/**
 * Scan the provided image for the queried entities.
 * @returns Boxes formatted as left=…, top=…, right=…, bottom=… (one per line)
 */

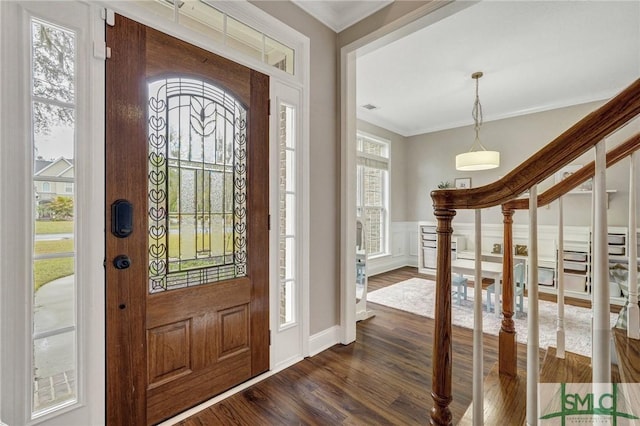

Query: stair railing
left=501, top=132, right=640, bottom=363
left=429, top=78, right=640, bottom=426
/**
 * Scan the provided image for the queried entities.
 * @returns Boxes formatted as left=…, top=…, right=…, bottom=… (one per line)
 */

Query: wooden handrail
left=504, top=132, right=640, bottom=210
left=430, top=78, right=640, bottom=426
left=431, top=78, right=640, bottom=210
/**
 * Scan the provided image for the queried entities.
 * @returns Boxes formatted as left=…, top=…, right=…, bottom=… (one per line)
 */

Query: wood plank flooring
left=178, top=267, right=530, bottom=425
left=612, top=327, right=640, bottom=383
left=539, top=347, right=592, bottom=383
left=458, top=363, right=527, bottom=426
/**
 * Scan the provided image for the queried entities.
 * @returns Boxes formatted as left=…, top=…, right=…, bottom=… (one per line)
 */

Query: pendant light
left=455, top=71, right=500, bottom=171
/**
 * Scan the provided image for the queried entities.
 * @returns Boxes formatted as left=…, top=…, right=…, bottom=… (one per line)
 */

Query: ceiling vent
left=361, top=104, right=379, bottom=110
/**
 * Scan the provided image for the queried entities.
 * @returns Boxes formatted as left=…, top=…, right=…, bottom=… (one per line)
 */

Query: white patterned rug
left=367, top=278, right=618, bottom=357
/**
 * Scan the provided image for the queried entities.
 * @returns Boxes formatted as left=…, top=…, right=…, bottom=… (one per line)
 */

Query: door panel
left=106, top=15, right=269, bottom=425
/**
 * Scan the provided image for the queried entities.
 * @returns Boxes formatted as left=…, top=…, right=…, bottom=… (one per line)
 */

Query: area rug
left=367, top=278, right=618, bottom=357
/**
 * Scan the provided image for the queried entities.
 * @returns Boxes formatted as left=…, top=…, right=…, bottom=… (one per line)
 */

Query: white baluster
left=628, top=151, right=639, bottom=339
left=593, top=140, right=611, bottom=383
left=527, top=185, right=539, bottom=426
left=473, top=209, right=484, bottom=425
left=557, top=197, right=565, bottom=358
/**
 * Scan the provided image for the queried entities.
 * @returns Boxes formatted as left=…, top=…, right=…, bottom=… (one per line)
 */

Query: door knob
left=113, top=255, right=131, bottom=270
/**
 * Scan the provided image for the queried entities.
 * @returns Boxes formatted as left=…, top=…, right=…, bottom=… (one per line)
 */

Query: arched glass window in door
left=148, top=78, right=247, bottom=293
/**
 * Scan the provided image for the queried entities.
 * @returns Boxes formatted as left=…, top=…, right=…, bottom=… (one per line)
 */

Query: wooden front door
left=105, top=15, right=269, bottom=425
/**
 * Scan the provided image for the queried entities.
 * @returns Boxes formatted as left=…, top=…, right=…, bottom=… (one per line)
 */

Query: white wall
left=405, top=100, right=640, bottom=227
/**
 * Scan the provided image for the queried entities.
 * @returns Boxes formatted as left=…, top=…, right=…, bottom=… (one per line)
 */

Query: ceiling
left=356, top=1, right=640, bottom=137
left=291, top=0, right=393, bottom=32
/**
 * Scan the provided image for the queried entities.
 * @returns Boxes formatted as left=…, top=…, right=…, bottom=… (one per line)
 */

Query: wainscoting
left=367, top=221, right=418, bottom=276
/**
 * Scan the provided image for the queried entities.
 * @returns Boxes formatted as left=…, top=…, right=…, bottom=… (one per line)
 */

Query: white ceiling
left=356, top=1, right=640, bottom=137
left=291, top=0, right=393, bottom=32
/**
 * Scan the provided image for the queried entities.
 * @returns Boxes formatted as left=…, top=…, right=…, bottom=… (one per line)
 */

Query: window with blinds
left=356, top=133, right=390, bottom=258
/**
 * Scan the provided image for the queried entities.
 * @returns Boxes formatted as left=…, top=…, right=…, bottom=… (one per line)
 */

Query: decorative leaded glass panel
left=148, top=78, right=247, bottom=293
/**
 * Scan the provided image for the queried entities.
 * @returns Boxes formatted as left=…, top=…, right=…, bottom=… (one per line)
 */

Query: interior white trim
left=309, top=325, right=341, bottom=357
left=363, top=91, right=618, bottom=138
left=340, top=0, right=461, bottom=347
left=292, top=0, right=392, bottom=33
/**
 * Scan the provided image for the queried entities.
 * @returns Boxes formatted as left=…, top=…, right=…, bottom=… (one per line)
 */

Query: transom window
left=137, top=0, right=295, bottom=75
left=356, top=133, right=390, bottom=258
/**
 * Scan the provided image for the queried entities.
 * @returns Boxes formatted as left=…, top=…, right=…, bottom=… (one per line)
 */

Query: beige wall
left=405, top=100, right=640, bottom=227
left=250, top=0, right=435, bottom=335
left=250, top=1, right=339, bottom=334
left=357, top=119, right=407, bottom=221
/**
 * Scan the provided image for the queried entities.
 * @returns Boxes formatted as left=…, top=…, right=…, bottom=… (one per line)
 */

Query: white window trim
left=268, top=81, right=310, bottom=373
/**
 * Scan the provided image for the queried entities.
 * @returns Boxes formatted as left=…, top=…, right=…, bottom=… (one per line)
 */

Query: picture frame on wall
left=455, top=177, right=471, bottom=189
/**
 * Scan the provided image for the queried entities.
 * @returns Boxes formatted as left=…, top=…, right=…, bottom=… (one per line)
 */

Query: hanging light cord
left=469, top=72, right=488, bottom=152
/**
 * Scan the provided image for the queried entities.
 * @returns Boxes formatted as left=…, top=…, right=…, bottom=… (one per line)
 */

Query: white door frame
left=270, top=80, right=311, bottom=370
left=339, top=0, right=475, bottom=343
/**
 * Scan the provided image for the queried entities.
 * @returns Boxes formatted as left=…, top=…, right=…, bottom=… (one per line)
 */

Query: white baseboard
left=308, top=325, right=341, bottom=356
left=273, top=355, right=304, bottom=373
left=368, top=255, right=419, bottom=276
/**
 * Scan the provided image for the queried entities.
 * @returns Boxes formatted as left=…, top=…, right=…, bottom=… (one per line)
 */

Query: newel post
left=430, top=207, right=456, bottom=426
left=499, top=206, right=517, bottom=377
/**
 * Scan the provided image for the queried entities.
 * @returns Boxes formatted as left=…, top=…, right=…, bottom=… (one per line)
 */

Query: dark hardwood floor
left=178, top=267, right=529, bottom=425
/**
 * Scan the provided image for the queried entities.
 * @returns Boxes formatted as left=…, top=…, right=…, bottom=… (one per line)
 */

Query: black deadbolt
left=113, top=255, right=131, bottom=270
left=111, top=199, right=133, bottom=238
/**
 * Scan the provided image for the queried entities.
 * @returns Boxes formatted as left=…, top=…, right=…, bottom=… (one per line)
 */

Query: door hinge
left=101, top=8, right=115, bottom=26
left=93, top=41, right=111, bottom=60
left=268, top=98, right=271, bottom=116
left=269, top=330, right=271, bottom=345
left=268, top=214, right=271, bottom=230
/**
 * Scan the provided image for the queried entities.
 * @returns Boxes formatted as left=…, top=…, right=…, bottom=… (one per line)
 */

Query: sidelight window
left=278, top=103, right=297, bottom=327
left=30, top=18, right=78, bottom=416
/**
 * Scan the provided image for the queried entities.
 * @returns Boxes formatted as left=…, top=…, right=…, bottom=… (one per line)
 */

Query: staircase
left=429, top=77, right=640, bottom=425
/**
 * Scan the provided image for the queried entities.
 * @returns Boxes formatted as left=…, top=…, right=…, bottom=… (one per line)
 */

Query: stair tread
left=458, top=362, right=526, bottom=426
left=539, top=346, right=592, bottom=383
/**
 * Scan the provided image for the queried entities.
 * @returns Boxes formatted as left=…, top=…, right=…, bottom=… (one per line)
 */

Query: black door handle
left=113, top=255, right=131, bottom=270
